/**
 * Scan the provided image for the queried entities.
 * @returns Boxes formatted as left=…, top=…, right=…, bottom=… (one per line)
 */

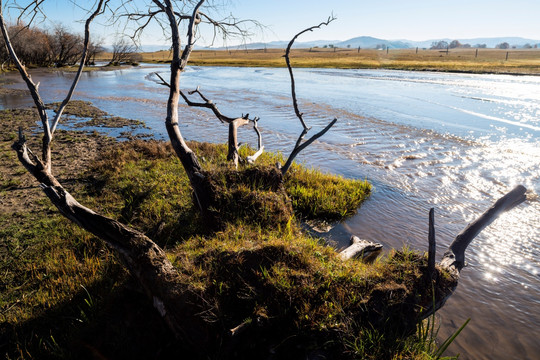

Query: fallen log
left=339, top=235, right=383, bottom=263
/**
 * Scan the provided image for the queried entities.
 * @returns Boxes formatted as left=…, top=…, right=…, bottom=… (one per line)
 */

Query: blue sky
left=5, top=0, right=540, bottom=46
left=227, top=0, right=540, bottom=43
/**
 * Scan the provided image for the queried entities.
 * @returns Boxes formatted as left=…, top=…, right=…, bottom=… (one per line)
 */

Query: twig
left=281, top=118, right=337, bottom=175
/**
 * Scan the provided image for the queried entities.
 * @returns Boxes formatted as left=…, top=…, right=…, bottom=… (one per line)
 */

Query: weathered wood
left=339, top=235, right=383, bottom=263
left=40, top=183, right=210, bottom=347
left=280, top=18, right=337, bottom=176
left=246, top=118, right=264, bottom=164
left=166, top=80, right=264, bottom=166
left=284, top=16, right=335, bottom=130
left=281, top=119, right=337, bottom=175
left=428, top=208, right=436, bottom=277
left=441, top=185, right=527, bottom=273
left=421, top=185, right=528, bottom=320
left=0, top=0, right=105, bottom=173
left=227, top=117, right=251, bottom=168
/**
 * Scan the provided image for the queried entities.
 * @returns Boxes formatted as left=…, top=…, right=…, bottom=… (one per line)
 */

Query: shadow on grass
left=0, top=275, right=190, bottom=360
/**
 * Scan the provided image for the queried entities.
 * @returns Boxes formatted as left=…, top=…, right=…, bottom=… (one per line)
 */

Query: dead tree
left=339, top=186, right=528, bottom=323
left=280, top=16, right=337, bottom=175
left=0, top=0, right=211, bottom=348
left=1, top=0, right=265, bottom=348
left=180, top=86, right=262, bottom=168
left=429, top=185, right=528, bottom=317
left=153, top=73, right=263, bottom=168
left=108, top=37, right=136, bottom=65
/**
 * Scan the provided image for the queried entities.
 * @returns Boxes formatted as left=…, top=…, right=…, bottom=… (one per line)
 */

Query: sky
left=4, top=0, right=540, bottom=47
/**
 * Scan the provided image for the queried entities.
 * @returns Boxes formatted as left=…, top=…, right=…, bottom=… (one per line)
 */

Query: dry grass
left=115, top=47, right=540, bottom=75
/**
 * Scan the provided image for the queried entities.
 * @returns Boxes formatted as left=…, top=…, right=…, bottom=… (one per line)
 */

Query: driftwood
left=337, top=186, right=528, bottom=325
left=339, top=235, right=383, bottom=263
left=440, top=185, right=527, bottom=273
left=423, top=185, right=528, bottom=318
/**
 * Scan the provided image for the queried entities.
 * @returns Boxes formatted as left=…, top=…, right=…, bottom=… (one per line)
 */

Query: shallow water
left=2, top=65, right=539, bottom=359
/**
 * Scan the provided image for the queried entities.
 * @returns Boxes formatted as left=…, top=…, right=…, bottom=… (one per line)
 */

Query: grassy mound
left=169, top=224, right=454, bottom=359
left=1, top=138, right=457, bottom=359
left=86, top=140, right=370, bottom=238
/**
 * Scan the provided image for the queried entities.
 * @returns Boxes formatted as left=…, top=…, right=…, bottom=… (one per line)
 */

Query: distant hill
left=197, top=36, right=540, bottom=50
left=336, top=36, right=411, bottom=49
left=206, top=39, right=341, bottom=50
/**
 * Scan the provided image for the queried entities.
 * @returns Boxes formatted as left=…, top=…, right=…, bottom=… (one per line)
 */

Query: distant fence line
left=205, top=47, right=538, bottom=61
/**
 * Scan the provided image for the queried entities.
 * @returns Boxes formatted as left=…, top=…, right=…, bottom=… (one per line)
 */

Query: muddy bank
left=0, top=101, right=146, bottom=215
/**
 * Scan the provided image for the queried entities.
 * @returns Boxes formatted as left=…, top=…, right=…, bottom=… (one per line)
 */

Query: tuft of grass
left=285, top=166, right=371, bottom=220
left=89, top=140, right=370, bottom=235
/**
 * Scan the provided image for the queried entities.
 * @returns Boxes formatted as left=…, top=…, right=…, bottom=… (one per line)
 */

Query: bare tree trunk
left=42, top=184, right=210, bottom=346
left=13, top=134, right=211, bottom=347
left=154, top=0, right=213, bottom=213
left=227, top=117, right=250, bottom=167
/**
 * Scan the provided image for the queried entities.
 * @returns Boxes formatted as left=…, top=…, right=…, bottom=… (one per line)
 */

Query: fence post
left=475, top=48, right=478, bottom=58
left=505, top=51, right=509, bottom=61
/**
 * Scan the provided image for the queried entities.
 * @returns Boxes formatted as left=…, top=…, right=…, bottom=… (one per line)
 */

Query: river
left=1, top=65, right=539, bottom=360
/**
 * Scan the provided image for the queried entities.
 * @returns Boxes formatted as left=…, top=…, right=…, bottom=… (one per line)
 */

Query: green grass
left=0, top=139, right=463, bottom=359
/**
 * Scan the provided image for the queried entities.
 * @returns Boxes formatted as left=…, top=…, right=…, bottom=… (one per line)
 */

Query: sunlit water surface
left=2, top=65, right=539, bottom=360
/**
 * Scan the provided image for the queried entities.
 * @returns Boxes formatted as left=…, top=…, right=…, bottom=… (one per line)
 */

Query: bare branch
left=281, top=118, right=337, bottom=175
left=0, top=0, right=107, bottom=172
left=246, top=118, right=263, bottom=164
left=1, top=0, right=51, bottom=167
left=441, top=185, right=527, bottom=272
left=198, top=12, right=260, bottom=47
left=12, top=0, right=46, bottom=26
left=285, top=16, right=335, bottom=130
left=51, top=0, right=108, bottom=135
left=181, top=86, right=236, bottom=123
left=11, top=128, right=60, bottom=187
left=179, top=0, right=204, bottom=69
left=153, top=71, right=170, bottom=87
left=151, top=75, right=265, bottom=166
left=280, top=16, right=337, bottom=176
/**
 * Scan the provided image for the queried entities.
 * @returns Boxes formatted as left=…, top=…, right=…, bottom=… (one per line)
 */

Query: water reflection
left=1, top=65, right=539, bottom=360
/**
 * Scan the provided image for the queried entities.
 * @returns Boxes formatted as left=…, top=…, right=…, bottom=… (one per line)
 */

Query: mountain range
left=201, top=36, right=540, bottom=50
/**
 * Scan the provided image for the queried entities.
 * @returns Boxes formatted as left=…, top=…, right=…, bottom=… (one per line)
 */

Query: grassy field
left=113, top=47, right=540, bottom=75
